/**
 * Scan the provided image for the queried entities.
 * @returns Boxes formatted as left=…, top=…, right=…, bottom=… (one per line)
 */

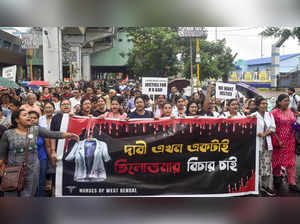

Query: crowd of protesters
left=0, top=78, right=300, bottom=197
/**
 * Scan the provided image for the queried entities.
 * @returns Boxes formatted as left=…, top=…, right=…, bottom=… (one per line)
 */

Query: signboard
left=21, top=33, right=41, bottom=49
left=142, top=77, right=168, bottom=96
left=2, top=65, right=17, bottom=82
left=56, top=116, right=258, bottom=197
left=216, top=82, right=237, bottom=99
left=63, top=51, right=77, bottom=63
left=178, top=27, right=207, bottom=38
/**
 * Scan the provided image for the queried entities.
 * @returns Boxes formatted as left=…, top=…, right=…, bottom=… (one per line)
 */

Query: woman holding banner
left=186, top=95, right=211, bottom=117
left=272, top=94, right=300, bottom=192
left=172, top=96, right=186, bottom=117
left=243, top=99, right=257, bottom=116
left=219, top=99, right=246, bottom=118
left=252, top=97, right=276, bottom=196
left=49, top=98, right=73, bottom=196
left=99, top=96, right=127, bottom=120
left=198, top=85, right=218, bottom=117
left=160, top=102, right=175, bottom=119
left=153, top=95, right=166, bottom=117
left=128, top=96, right=154, bottom=119
left=0, top=109, right=79, bottom=197
left=76, top=98, right=93, bottom=117
left=93, top=96, right=108, bottom=117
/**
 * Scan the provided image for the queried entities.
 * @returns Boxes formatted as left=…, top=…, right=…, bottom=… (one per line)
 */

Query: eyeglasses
left=61, top=103, right=70, bottom=106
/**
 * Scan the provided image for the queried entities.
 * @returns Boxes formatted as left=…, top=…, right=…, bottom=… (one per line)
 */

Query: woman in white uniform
left=219, top=99, right=246, bottom=118
left=251, top=96, right=276, bottom=196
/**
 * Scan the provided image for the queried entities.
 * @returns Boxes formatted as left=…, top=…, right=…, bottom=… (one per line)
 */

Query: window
left=12, top=44, right=19, bottom=52
left=3, top=40, right=11, bottom=49
left=20, top=49, right=26, bottom=54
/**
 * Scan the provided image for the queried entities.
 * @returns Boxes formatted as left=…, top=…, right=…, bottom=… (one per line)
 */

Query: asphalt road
left=273, top=156, right=300, bottom=196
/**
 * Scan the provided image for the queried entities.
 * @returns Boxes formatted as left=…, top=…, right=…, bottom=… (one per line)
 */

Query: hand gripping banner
left=56, top=115, right=258, bottom=197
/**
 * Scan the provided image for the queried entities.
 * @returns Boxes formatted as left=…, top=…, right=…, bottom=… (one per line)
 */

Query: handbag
left=0, top=129, right=30, bottom=192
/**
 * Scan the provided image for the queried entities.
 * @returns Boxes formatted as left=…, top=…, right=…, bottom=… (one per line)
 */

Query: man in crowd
left=119, top=81, right=127, bottom=93
left=168, top=86, right=180, bottom=105
left=62, top=86, right=72, bottom=99
left=52, top=93, right=61, bottom=113
left=287, top=87, right=300, bottom=113
left=20, top=93, right=42, bottom=115
left=84, top=87, right=95, bottom=100
left=69, top=88, right=81, bottom=111
left=41, top=87, right=51, bottom=101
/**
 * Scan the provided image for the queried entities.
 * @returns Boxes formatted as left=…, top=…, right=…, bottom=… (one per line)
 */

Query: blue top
left=2, top=107, right=11, bottom=118
left=37, top=136, right=48, bottom=161
left=128, top=110, right=154, bottom=119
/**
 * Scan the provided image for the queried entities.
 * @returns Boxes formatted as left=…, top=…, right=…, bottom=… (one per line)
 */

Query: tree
left=261, top=27, right=300, bottom=40
left=180, top=38, right=236, bottom=82
left=122, top=27, right=236, bottom=82
left=122, top=27, right=184, bottom=78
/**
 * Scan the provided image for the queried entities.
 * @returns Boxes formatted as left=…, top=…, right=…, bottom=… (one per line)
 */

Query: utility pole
left=178, top=27, right=207, bottom=95
left=215, top=27, right=218, bottom=41
left=196, top=38, right=201, bottom=89
left=190, top=37, right=193, bottom=95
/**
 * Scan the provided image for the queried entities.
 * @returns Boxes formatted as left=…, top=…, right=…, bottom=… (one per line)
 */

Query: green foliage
left=180, top=38, right=236, bottom=82
left=121, top=27, right=183, bottom=78
left=261, top=27, right=300, bottom=40
left=121, top=27, right=236, bottom=82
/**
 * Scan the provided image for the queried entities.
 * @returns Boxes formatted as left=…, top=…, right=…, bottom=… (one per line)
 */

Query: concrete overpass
left=42, top=27, right=116, bottom=84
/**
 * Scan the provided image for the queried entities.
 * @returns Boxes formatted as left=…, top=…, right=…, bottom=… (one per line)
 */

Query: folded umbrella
left=235, top=82, right=259, bottom=98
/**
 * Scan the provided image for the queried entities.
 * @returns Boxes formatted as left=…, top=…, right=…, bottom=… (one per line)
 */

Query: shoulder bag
left=0, top=129, right=30, bottom=192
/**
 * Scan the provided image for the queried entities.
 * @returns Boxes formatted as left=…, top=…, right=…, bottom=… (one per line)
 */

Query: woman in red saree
left=272, top=94, right=300, bottom=192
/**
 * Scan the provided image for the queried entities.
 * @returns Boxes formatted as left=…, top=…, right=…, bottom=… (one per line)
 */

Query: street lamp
left=178, top=27, right=207, bottom=94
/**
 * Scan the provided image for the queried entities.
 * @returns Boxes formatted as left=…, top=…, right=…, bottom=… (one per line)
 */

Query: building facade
left=230, top=53, right=300, bottom=88
left=0, top=29, right=27, bottom=82
left=21, top=27, right=132, bottom=84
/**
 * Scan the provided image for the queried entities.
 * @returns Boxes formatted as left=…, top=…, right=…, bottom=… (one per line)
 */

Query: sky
left=206, top=27, right=300, bottom=61
left=11, top=27, right=300, bottom=62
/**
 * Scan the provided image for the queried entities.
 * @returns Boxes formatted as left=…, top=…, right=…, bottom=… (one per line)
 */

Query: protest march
left=0, top=77, right=300, bottom=198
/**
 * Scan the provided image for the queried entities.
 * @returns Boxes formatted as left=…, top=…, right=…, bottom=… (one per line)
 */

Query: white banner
left=216, top=82, right=237, bottom=99
left=142, top=77, right=168, bottom=96
left=2, top=65, right=17, bottom=82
